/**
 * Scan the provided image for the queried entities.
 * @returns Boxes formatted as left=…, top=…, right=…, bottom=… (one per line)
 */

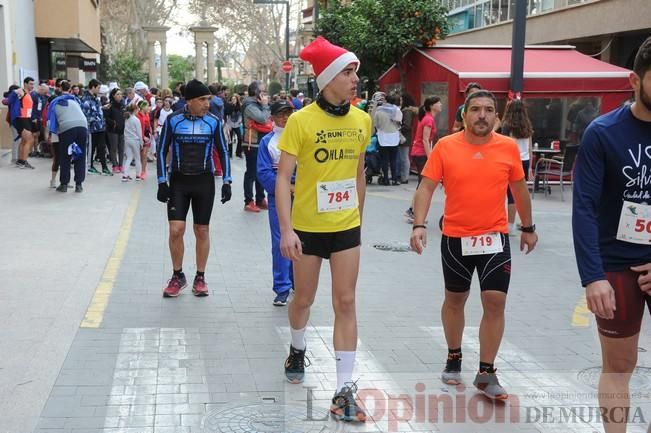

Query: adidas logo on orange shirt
left=473, top=152, right=483, bottom=159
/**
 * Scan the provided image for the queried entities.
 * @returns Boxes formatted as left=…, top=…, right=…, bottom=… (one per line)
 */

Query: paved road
left=0, top=152, right=649, bottom=433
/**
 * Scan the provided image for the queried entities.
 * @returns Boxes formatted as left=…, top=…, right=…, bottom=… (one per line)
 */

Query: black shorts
left=295, top=226, right=361, bottom=259
left=31, top=119, right=42, bottom=133
left=440, top=234, right=511, bottom=293
left=167, top=173, right=215, bottom=225
left=597, top=270, right=651, bottom=338
left=14, top=118, right=32, bottom=135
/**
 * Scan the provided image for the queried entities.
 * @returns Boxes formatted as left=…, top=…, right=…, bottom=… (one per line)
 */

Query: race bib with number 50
left=316, top=178, right=357, bottom=213
left=461, top=232, right=503, bottom=256
left=616, top=200, right=651, bottom=245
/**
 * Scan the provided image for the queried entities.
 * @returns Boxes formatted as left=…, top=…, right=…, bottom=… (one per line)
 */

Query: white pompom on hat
left=299, top=36, right=359, bottom=91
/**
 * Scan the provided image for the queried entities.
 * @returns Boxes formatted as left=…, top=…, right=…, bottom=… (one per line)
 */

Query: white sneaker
left=49, top=179, right=57, bottom=189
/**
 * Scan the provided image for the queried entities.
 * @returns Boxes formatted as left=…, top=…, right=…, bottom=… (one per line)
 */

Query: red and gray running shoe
left=192, top=275, right=209, bottom=297
left=163, top=274, right=187, bottom=298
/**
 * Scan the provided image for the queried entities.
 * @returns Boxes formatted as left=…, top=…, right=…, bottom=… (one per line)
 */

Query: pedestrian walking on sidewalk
left=123, top=104, right=143, bottom=182
left=410, top=90, right=538, bottom=401
left=276, top=36, right=372, bottom=423
left=257, top=100, right=295, bottom=307
left=156, top=79, right=232, bottom=298
left=572, top=36, right=651, bottom=433
left=47, top=80, right=88, bottom=193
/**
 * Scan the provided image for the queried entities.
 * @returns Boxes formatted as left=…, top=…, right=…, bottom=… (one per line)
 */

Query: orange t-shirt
left=421, top=131, right=525, bottom=237
left=19, top=92, right=33, bottom=118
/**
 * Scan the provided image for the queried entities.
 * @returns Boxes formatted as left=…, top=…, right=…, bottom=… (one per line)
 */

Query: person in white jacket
left=123, top=105, right=143, bottom=181
left=373, top=93, right=403, bottom=185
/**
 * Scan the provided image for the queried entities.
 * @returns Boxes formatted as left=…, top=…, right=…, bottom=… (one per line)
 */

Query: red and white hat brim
left=316, top=52, right=360, bottom=90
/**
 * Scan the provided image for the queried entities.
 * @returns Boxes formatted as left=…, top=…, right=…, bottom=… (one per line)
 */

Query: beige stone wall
left=34, top=0, right=100, bottom=52
left=441, top=0, right=650, bottom=46
left=0, top=106, right=11, bottom=151
left=76, top=0, right=100, bottom=52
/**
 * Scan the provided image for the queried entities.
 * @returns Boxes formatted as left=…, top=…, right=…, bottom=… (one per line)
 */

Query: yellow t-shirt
left=278, top=103, right=372, bottom=233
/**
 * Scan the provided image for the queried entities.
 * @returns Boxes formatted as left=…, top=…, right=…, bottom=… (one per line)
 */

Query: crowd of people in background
left=1, top=76, right=310, bottom=196
left=2, top=73, right=592, bottom=231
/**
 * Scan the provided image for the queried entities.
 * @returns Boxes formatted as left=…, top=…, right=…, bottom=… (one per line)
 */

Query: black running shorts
left=167, top=173, right=215, bottom=225
left=295, top=226, right=361, bottom=259
left=597, top=270, right=651, bottom=338
left=14, top=118, right=32, bottom=135
left=440, top=234, right=511, bottom=293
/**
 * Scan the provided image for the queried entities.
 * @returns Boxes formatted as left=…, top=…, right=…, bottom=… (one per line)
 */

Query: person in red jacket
left=136, top=100, right=152, bottom=179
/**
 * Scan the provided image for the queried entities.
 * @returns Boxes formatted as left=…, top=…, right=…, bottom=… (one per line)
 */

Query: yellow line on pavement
left=571, top=294, right=591, bottom=327
left=80, top=187, right=142, bottom=328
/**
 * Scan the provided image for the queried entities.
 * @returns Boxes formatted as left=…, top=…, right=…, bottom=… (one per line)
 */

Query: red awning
left=402, top=45, right=630, bottom=94
left=416, top=46, right=631, bottom=80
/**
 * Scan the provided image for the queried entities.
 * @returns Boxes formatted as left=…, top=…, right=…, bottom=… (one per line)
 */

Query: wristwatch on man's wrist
left=519, top=224, right=536, bottom=233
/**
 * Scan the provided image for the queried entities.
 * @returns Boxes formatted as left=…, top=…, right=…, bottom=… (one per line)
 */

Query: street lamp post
left=253, top=0, right=290, bottom=90
left=509, top=0, right=527, bottom=96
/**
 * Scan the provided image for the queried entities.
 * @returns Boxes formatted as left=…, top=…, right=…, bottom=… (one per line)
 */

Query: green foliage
left=268, top=80, right=283, bottom=96
left=168, top=54, right=195, bottom=85
left=234, top=83, right=249, bottom=95
left=100, top=53, right=147, bottom=87
left=317, top=0, right=449, bottom=82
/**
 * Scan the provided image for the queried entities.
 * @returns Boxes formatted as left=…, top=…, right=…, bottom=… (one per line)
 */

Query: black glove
left=157, top=183, right=170, bottom=203
left=221, top=183, right=232, bottom=204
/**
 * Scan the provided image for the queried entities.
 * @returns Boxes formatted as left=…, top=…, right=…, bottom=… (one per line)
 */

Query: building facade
left=441, top=0, right=650, bottom=69
left=0, top=0, right=100, bottom=150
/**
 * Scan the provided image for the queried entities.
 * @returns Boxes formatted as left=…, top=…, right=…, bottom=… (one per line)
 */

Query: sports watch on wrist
left=519, top=224, right=536, bottom=233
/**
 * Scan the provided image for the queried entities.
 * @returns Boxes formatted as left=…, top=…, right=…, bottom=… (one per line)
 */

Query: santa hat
left=300, top=36, right=359, bottom=91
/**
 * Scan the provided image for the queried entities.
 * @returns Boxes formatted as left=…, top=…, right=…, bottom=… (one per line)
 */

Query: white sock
left=509, top=223, right=515, bottom=231
left=290, top=326, right=306, bottom=351
left=335, top=351, right=356, bottom=392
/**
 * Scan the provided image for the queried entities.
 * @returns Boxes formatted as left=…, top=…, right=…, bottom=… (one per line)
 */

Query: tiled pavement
left=1, top=153, right=649, bottom=433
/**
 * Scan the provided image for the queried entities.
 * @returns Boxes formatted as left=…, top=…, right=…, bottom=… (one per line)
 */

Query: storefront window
left=522, top=97, right=601, bottom=147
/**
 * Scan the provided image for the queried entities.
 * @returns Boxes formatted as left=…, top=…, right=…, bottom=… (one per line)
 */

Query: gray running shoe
left=473, top=370, right=508, bottom=400
left=441, top=353, right=462, bottom=385
left=441, top=369, right=462, bottom=385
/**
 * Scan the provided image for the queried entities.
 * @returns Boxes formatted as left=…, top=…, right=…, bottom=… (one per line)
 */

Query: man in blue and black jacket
left=156, top=79, right=232, bottom=298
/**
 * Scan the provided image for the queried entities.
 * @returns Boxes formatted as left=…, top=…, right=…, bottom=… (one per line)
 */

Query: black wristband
left=412, top=224, right=427, bottom=230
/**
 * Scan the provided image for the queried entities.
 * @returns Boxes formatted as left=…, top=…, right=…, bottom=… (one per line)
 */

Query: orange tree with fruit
left=317, top=0, right=449, bottom=91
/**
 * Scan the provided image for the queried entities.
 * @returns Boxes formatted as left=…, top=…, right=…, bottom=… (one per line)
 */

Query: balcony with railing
left=444, top=0, right=596, bottom=34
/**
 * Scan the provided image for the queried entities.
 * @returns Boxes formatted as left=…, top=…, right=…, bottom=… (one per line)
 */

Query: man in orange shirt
left=8, top=77, right=36, bottom=168
left=410, top=90, right=538, bottom=400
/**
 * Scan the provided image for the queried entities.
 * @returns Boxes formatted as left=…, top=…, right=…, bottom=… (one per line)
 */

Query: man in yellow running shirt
left=275, top=36, right=372, bottom=423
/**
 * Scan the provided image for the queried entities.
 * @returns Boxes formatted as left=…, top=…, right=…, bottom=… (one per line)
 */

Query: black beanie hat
left=184, top=79, right=211, bottom=100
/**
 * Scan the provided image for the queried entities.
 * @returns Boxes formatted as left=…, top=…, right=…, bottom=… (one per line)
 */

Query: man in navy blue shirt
left=573, top=36, right=651, bottom=433
left=156, top=79, right=232, bottom=298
